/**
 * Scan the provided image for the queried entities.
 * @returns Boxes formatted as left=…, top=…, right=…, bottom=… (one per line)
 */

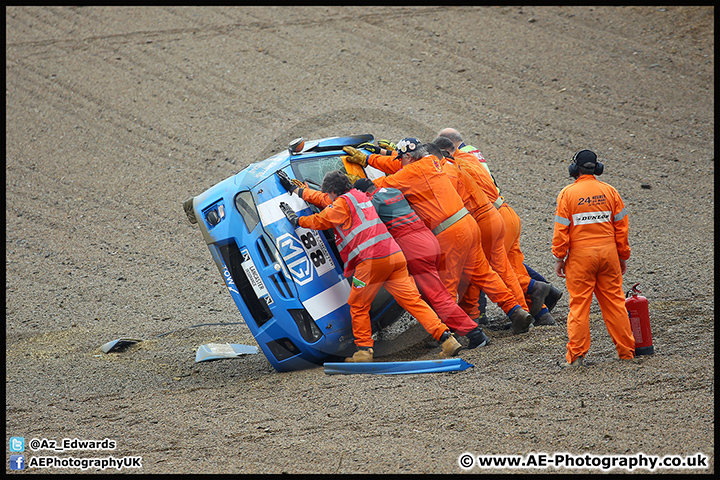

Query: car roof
left=233, top=134, right=373, bottom=189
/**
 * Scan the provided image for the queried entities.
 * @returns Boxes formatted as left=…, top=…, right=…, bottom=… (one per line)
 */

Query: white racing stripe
left=257, top=192, right=308, bottom=226
left=303, top=279, right=351, bottom=321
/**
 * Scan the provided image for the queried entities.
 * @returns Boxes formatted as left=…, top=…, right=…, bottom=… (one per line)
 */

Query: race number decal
left=276, top=229, right=335, bottom=286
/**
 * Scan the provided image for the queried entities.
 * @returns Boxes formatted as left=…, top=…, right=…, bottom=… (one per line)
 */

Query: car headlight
left=205, top=203, right=225, bottom=226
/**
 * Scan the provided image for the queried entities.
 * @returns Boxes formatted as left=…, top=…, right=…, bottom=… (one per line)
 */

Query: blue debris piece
left=323, top=358, right=474, bottom=375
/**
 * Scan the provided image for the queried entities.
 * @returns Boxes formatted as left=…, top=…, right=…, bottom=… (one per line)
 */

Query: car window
left=234, top=191, right=260, bottom=233
left=292, top=155, right=346, bottom=189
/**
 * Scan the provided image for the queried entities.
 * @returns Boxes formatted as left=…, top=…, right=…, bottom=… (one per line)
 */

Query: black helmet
left=394, top=137, right=421, bottom=159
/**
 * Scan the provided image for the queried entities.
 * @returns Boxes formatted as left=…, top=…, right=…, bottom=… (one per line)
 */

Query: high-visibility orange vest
left=335, top=189, right=400, bottom=277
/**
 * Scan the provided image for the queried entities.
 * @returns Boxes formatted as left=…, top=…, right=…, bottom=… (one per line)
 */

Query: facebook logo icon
left=10, top=455, right=26, bottom=470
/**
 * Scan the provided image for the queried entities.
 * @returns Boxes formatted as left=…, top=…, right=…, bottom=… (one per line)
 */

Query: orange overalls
left=552, top=175, right=634, bottom=362
left=441, top=157, right=529, bottom=317
left=455, top=149, right=543, bottom=310
left=369, top=154, right=520, bottom=316
left=298, top=188, right=449, bottom=348
left=459, top=143, right=496, bottom=183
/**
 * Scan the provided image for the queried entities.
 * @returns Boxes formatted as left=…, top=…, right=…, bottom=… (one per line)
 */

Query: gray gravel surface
left=6, top=6, right=714, bottom=474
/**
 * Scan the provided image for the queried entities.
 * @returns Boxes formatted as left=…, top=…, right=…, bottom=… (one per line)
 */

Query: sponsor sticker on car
left=240, top=247, right=273, bottom=306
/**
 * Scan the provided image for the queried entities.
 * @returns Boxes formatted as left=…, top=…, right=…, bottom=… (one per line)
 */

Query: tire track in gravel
left=6, top=61, right=203, bottom=181
left=7, top=43, right=227, bottom=187
left=341, top=6, right=712, bottom=174
left=9, top=5, right=711, bottom=160
left=10, top=5, right=691, bottom=190
left=6, top=7, right=443, bottom=50
left=4, top=7, right=452, bottom=161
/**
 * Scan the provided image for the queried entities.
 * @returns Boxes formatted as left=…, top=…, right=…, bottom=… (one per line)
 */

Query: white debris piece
left=195, top=343, right=259, bottom=363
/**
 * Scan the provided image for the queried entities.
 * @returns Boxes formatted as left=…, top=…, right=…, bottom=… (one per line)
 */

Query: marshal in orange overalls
left=454, top=148, right=548, bottom=314
left=369, top=153, right=521, bottom=317
left=441, top=154, right=529, bottom=318
left=299, top=188, right=450, bottom=348
left=552, top=174, right=634, bottom=362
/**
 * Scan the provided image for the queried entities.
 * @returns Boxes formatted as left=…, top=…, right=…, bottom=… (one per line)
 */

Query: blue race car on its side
left=183, top=134, right=413, bottom=372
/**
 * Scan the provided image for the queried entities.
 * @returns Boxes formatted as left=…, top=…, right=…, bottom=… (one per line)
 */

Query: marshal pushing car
left=183, top=134, right=418, bottom=372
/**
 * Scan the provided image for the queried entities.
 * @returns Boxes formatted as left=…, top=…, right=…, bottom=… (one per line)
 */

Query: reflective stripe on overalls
left=431, top=207, right=470, bottom=236
left=335, top=189, right=396, bottom=273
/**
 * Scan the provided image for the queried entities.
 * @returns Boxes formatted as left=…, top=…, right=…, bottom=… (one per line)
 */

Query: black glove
left=357, top=142, right=381, bottom=155
left=279, top=202, right=300, bottom=228
left=276, top=170, right=296, bottom=193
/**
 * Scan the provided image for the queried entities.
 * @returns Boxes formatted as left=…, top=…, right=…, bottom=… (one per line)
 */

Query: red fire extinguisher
left=625, top=283, right=654, bottom=355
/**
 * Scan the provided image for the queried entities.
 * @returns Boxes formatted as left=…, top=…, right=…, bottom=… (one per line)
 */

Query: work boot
left=533, top=311, right=557, bottom=326
left=508, top=307, right=533, bottom=335
left=619, top=356, right=639, bottom=363
left=562, top=356, right=586, bottom=368
left=465, top=327, right=490, bottom=349
left=544, top=285, right=563, bottom=312
left=473, top=313, right=488, bottom=325
left=345, top=347, right=373, bottom=363
left=528, top=281, right=552, bottom=317
left=439, top=331, right=462, bottom=358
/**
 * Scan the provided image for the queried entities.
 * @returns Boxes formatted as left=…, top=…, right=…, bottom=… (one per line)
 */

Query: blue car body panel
left=186, top=134, right=403, bottom=372
left=323, top=358, right=475, bottom=375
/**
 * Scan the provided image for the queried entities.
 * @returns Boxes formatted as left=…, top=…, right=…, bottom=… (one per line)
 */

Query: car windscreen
left=291, top=155, right=347, bottom=189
